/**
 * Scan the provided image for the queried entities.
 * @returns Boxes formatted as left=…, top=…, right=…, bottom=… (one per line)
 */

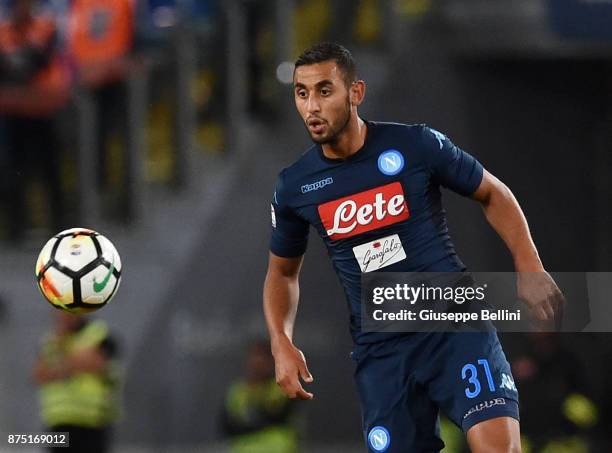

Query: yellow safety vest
left=226, top=380, right=298, bottom=453
left=39, top=321, right=119, bottom=428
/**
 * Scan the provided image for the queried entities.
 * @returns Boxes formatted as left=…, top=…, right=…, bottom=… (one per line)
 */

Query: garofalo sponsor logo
left=463, top=398, right=507, bottom=419
left=301, top=177, right=333, bottom=193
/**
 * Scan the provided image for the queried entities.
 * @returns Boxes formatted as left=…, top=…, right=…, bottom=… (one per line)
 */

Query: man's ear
left=350, top=80, right=366, bottom=106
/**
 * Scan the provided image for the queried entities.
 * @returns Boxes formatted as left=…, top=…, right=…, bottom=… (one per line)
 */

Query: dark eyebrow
left=294, top=80, right=334, bottom=90
left=315, top=80, right=334, bottom=88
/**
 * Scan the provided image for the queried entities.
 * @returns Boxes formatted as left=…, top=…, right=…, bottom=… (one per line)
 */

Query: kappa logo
left=318, top=182, right=409, bottom=240
left=270, top=204, right=277, bottom=228
left=301, top=177, right=333, bottom=193
left=463, top=398, right=507, bottom=420
left=500, top=373, right=517, bottom=392
left=429, top=129, right=447, bottom=149
left=377, top=150, right=404, bottom=176
left=368, top=426, right=390, bottom=452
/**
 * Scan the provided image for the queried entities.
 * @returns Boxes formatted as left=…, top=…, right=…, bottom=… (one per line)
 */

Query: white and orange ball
left=35, top=228, right=122, bottom=313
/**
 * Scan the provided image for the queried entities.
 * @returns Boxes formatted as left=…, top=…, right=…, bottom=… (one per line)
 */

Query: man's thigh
left=423, top=332, right=520, bottom=434
left=353, top=337, right=445, bottom=452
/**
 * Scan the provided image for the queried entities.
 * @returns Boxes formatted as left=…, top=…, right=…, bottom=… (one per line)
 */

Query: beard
left=306, top=98, right=352, bottom=145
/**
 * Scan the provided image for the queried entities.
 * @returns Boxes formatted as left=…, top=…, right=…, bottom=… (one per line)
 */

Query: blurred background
left=0, top=0, right=611, bottom=451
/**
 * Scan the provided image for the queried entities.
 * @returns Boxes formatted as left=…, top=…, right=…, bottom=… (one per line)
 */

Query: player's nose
left=306, top=95, right=321, bottom=113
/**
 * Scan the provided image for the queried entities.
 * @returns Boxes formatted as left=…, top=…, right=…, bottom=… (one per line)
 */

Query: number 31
left=461, top=359, right=496, bottom=399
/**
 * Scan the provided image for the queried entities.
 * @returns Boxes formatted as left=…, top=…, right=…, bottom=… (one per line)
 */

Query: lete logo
left=318, top=182, right=409, bottom=239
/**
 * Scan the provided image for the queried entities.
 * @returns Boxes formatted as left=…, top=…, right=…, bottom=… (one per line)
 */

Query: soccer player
left=263, top=42, right=563, bottom=452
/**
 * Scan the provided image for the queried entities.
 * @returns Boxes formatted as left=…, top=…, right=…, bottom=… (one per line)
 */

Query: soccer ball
left=35, top=228, right=122, bottom=313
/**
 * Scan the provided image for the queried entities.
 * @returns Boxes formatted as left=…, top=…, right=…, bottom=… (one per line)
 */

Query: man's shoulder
left=371, top=120, right=432, bottom=140
left=372, top=121, right=451, bottom=158
left=282, top=143, right=320, bottom=174
left=273, top=144, right=319, bottom=204
left=276, top=144, right=321, bottom=186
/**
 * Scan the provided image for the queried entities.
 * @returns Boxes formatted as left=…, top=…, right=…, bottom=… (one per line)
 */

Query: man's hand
left=517, top=272, right=566, bottom=328
left=271, top=336, right=314, bottom=400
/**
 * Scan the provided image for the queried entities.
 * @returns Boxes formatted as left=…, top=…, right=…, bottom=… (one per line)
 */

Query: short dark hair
left=294, top=42, right=356, bottom=86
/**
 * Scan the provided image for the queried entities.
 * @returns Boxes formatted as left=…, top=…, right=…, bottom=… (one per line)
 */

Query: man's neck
left=321, top=116, right=367, bottom=160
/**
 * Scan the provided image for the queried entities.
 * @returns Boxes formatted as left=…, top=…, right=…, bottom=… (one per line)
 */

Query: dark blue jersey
left=270, top=121, right=484, bottom=344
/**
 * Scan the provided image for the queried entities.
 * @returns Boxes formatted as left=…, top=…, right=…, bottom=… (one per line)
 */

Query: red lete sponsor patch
left=318, top=182, right=409, bottom=239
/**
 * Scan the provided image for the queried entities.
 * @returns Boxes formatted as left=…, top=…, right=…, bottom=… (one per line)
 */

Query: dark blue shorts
left=351, top=332, right=519, bottom=452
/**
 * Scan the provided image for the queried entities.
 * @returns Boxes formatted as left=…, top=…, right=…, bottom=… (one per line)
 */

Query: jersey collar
left=317, top=120, right=375, bottom=165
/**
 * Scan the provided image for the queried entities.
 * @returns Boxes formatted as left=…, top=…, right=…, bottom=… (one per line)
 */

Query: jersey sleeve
left=269, top=172, right=309, bottom=257
left=421, top=126, right=484, bottom=196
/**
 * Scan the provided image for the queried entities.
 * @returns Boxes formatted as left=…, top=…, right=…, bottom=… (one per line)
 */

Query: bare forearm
left=263, top=272, right=300, bottom=343
left=473, top=172, right=562, bottom=321
left=480, top=181, right=543, bottom=272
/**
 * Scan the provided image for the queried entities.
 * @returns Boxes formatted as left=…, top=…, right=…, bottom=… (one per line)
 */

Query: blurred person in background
left=66, top=0, right=134, bottom=220
left=33, top=310, right=120, bottom=453
left=510, top=333, right=599, bottom=452
left=0, top=0, right=70, bottom=242
left=221, top=339, right=299, bottom=453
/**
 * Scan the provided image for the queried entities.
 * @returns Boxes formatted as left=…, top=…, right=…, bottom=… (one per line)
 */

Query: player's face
left=294, top=61, right=353, bottom=144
